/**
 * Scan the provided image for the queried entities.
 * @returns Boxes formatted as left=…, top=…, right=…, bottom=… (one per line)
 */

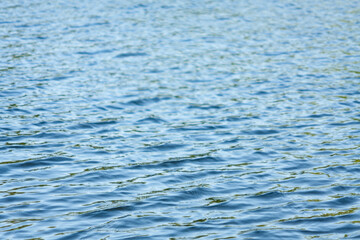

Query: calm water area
left=1, top=0, right=360, bottom=239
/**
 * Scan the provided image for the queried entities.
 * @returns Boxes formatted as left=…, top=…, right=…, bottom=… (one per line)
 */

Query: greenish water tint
left=1, top=0, right=360, bottom=239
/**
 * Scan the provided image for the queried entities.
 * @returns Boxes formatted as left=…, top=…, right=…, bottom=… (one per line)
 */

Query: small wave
left=141, top=143, right=186, bottom=152
left=242, top=129, right=280, bottom=135
left=127, top=156, right=222, bottom=170
left=12, top=156, right=73, bottom=168
left=136, top=117, right=167, bottom=124
left=115, top=52, right=148, bottom=58
left=68, top=121, right=118, bottom=130
left=76, top=49, right=114, bottom=55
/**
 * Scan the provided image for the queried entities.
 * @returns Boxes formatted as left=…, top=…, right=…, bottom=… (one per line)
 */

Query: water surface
left=1, top=0, right=360, bottom=239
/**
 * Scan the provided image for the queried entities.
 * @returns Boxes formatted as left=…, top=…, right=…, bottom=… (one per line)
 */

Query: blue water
left=1, top=0, right=360, bottom=239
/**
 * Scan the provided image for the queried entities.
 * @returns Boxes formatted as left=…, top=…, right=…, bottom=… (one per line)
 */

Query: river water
left=1, top=0, right=360, bottom=239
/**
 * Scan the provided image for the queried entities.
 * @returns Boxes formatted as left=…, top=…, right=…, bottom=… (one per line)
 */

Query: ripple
left=127, top=156, right=223, bottom=170
left=115, top=52, right=148, bottom=58
left=76, top=49, right=114, bottom=55
left=141, top=143, right=187, bottom=152
left=242, top=129, right=280, bottom=135
left=68, top=120, right=118, bottom=130
left=11, top=157, right=73, bottom=168
left=136, top=116, right=167, bottom=124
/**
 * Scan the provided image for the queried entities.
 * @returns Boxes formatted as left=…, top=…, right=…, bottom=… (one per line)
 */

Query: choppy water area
left=1, top=0, right=360, bottom=239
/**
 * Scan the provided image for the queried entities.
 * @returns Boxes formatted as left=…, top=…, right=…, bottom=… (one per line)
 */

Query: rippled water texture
left=1, top=0, right=360, bottom=239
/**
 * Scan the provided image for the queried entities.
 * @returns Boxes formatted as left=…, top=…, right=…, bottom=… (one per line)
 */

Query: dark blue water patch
left=115, top=52, right=148, bottom=58
left=32, top=107, right=48, bottom=112
left=320, top=165, right=349, bottom=174
left=187, top=104, right=223, bottom=110
left=48, top=76, right=69, bottom=81
left=94, top=105, right=108, bottom=111
left=340, top=102, right=355, bottom=107
left=186, top=79, right=212, bottom=83
left=5, top=108, right=31, bottom=114
left=279, top=160, right=314, bottom=171
left=31, top=76, right=70, bottom=82
left=254, top=90, right=269, bottom=95
left=294, top=189, right=328, bottom=196
left=34, top=36, right=47, bottom=40
left=33, top=120, right=65, bottom=126
left=348, top=167, right=360, bottom=174
left=330, top=185, right=355, bottom=193
left=277, top=146, right=306, bottom=151
left=0, top=196, right=35, bottom=205
left=253, top=150, right=277, bottom=156
left=15, top=23, right=43, bottom=28
left=84, top=150, right=111, bottom=155
left=333, top=224, right=360, bottom=234
left=0, top=164, right=11, bottom=174
left=11, top=157, right=73, bottom=168
left=95, top=128, right=118, bottom=134
left=141, top=143, right=187, bottom=152
left=0, top=21, right=16, bottom=24
left=76, top=49, right=114, bottom=55
left=105, top=104, right=124, bottom=110
left=136, top=116, right=167, bottom=124
left=329, top=121, right=360, bottom=126
left=307, top=113, right=334, bottom=118
left=222, top=146, right=246, bottom=152
left=144, top=69, right=163, bottom=74
left=125, top=97, right=167, bottom=106
left=313, top=150, right=335, bottom=155
left=242, top=129, right=280, bottom=135
left=81, top=205, right=135, bottom=219
left=0, top=90, right=23, bottom=97
left=68, top=120, right=118, bottom=130
left=321, top=197, right=358, bottom=207
left=175, top=226, right=220, bottom=237
left=0, top=135, right=17, bottom=142
left=220, top=137, right=242, bottom=144
left=20, top=35, right=48, bottom=40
